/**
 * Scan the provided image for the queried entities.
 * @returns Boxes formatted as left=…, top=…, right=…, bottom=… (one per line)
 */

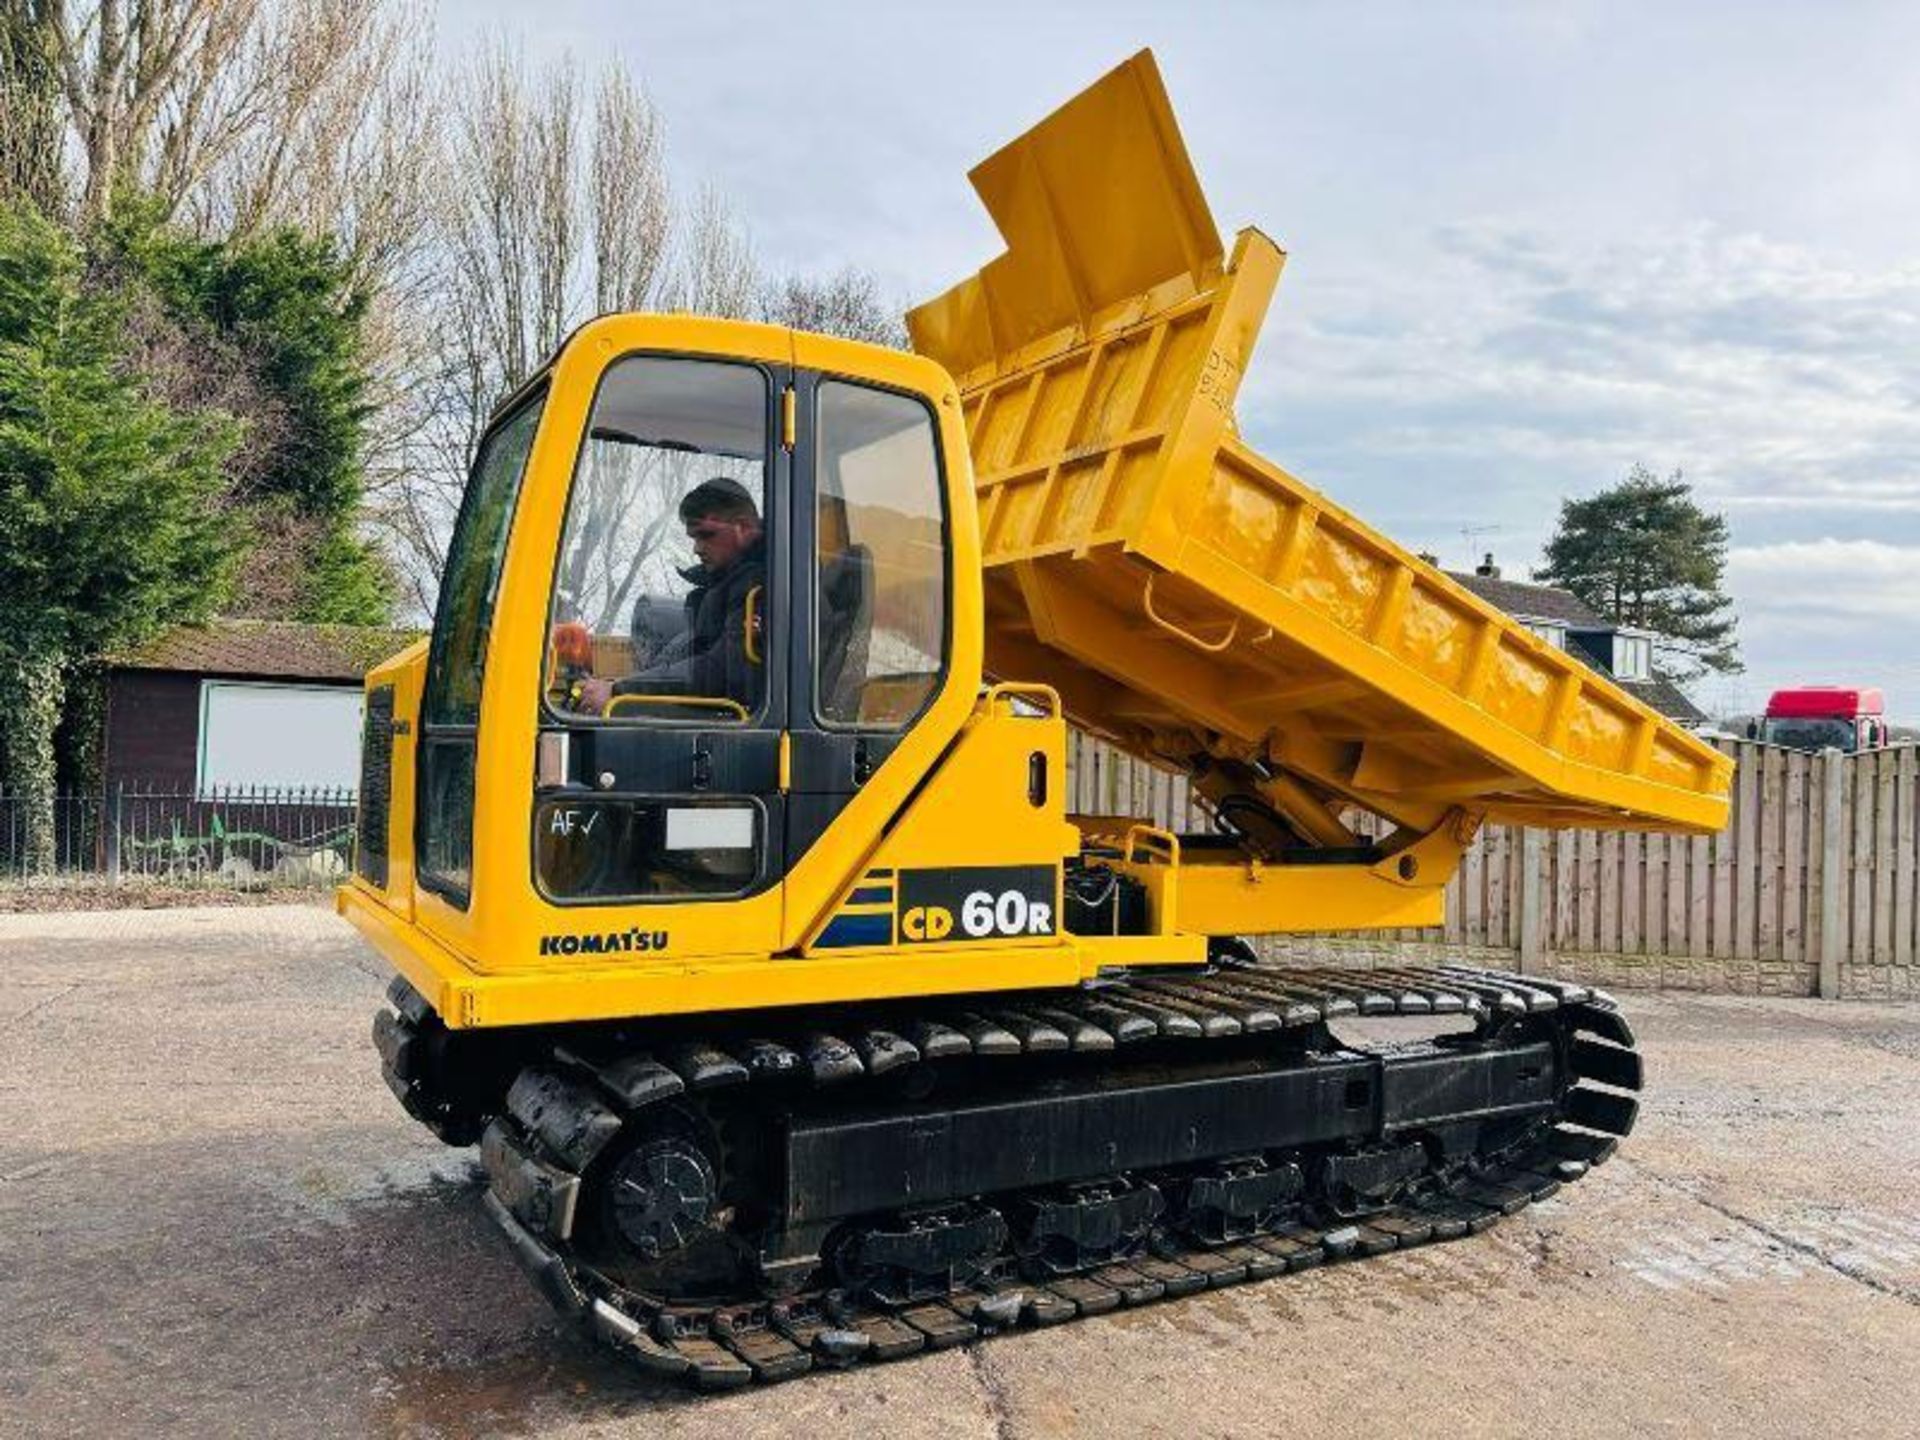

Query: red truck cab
left=1758, top=687, right=1889, bottom=753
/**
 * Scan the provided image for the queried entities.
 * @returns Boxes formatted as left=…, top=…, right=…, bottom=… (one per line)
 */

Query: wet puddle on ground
left=370, top=1344, right=682, bottom=1438
left=1621, top=1205, right=1920, bottom=1293
left=1103, top=1227, right=1566, bottom=1340
left=280, top=1146, right=484, bottom=1221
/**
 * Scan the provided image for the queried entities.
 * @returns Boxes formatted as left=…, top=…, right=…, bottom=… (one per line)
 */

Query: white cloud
left=1240, top=222, right=1920, bottom=527
left=1730, top=539, right=1920, bottom=622
left=1238, top=233, right=1920, bottom=717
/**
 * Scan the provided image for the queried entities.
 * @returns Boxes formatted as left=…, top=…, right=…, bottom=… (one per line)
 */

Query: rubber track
left=381, top=961, right=1640, bottom=1389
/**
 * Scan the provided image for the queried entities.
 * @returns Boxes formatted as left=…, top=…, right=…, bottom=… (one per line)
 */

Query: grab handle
left=1123, top=823, right=1181, bottom=866
left=1142, top=572, right=1239, bottom=654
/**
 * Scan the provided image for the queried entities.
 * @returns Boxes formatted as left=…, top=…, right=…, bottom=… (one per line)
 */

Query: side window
left=545, top=357, right=769, bottom=726
left=424, top=393, right=544, bottom=728
left=815, top=382, right=947, bottom=727
left=418, top=390, right=545, bottom=903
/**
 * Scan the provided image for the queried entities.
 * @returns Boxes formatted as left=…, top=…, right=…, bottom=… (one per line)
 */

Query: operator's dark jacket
left=617, top=536, right=767, bottom=708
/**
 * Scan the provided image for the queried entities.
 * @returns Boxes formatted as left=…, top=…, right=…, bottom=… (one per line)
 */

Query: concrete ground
left=3, top=906, right=1917, bottom=1439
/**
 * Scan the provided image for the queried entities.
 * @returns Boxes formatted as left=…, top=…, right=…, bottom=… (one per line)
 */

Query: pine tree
left=1536, top=465, right=1740, bottom=684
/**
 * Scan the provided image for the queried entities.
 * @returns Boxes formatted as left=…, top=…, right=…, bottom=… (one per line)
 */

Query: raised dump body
left=909, top=52, right=1732, bottom=841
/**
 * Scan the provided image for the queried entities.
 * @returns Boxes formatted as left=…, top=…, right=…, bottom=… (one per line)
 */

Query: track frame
left=377, top=960, right=1641, bottom=1389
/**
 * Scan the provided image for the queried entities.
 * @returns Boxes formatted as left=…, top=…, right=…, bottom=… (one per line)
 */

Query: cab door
left=526, top=352, right=795, bottom=909
left=784, top=370, right=953, bottom=859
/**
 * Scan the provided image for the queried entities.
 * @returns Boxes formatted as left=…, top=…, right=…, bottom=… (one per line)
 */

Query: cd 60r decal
left=897, top=865, right=1057, bottom=943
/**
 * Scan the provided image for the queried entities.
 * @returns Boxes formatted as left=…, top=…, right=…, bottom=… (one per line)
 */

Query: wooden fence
left=1064, top=735, right=1920, bottom=1000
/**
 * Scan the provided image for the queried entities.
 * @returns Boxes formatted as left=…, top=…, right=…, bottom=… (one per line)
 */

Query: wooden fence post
left=1518, top=827, right=1544, bottom=973
left=1818, top=748, right=1846, bottom=998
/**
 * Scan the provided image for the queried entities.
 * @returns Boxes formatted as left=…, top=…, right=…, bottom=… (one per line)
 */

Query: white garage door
left=198, top=682, right=364, bottom=792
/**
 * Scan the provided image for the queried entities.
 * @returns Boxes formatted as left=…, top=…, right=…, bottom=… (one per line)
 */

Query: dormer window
left=1614, top=633, right=1653, bottom=681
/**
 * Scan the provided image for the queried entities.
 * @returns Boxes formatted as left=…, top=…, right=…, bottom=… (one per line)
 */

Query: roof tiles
left=113, top=620, right=421, bottom=682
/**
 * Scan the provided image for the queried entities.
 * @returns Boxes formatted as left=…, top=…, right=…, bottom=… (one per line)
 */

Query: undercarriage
left=376, top=955, right=1641, bottom=1389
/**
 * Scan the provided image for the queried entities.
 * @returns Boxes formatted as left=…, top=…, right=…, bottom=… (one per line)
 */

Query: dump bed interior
left=909, top=52, right=1732, bottom=838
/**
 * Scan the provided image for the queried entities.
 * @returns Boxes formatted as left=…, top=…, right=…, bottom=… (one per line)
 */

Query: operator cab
left=406, top=317, right=983, bottom=967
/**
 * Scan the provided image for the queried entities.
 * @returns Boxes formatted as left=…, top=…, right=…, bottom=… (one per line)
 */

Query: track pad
left=1322, top=1143, right=1425, bottom=1211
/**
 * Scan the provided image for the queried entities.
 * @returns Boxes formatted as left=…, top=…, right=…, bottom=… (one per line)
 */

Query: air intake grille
left=355, top=684, right=395, bottom=887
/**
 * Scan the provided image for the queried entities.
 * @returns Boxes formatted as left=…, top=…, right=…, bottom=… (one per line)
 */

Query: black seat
left=818, top=543, right=873, bottom=721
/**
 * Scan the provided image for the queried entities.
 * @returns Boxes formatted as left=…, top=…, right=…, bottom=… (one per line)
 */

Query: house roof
left=1616, top=675, right=1709, bottom=724
left=1446, top=571, right=1608, bottom=629
left=1445, top=570, right=1707, bottom=724
left=113, top=620, right=422, bottom=683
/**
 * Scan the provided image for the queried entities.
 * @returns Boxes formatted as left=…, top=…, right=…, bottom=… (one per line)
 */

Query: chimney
left=1475, top=551, right=1501, bottom=579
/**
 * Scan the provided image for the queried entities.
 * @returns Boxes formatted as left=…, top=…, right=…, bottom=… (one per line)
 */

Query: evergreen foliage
left=96, top=202, right=394, bottom=624
left=0, top=204, right=236, bottom=871
left=1536, top=465, right=1741, bottom=683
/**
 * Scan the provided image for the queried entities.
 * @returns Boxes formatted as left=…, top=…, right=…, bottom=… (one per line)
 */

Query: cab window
left=418, top=388, right=546, bottom=904
left=814, top=381, right=947, bottom=727
left=545, top=357, right=770, bottom=725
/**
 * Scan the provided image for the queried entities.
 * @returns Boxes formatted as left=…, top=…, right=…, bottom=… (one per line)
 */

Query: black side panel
left=356, top=684, right=394, bottom=887
left=783, top=1042, right=1558, bottom=1224
left=784, top=1063, right=1363, bottom=1223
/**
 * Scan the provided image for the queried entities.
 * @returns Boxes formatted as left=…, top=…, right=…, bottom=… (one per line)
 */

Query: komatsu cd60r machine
left=342, top=52, right=1733, bottom=1385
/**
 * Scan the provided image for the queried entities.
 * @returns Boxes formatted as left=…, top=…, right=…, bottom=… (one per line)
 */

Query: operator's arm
left=616, top=631, right=697, bottom=691
left=579, top=572, right=760, bottom=712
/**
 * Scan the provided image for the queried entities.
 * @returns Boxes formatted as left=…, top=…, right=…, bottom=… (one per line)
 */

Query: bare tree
left=382, top=48, right=689, bottom=613
left=20, top=2, right=439, bottom=286
left=761, top=265, right=907, bottom=347
left=438, top=44, right=590, bottom=398
left=662, top=184, right=759, bottom=319
left=192, top=2, right=440, bottom=287
left=37, top=0, right=300, bottom=219
left=0, top=6, right=67, bottom=214
left=590, top=66, right=670, bottom=314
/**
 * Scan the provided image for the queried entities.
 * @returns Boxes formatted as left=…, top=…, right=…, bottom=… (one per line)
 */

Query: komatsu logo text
left=539, top=928, right=668, bottom=958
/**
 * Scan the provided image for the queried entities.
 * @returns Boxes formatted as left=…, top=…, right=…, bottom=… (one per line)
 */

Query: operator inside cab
left=575, top=476, right=767, bottom=715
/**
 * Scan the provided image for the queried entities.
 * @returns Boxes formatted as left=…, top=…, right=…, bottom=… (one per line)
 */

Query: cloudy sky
left=454, top=1, right=1920, bottom=718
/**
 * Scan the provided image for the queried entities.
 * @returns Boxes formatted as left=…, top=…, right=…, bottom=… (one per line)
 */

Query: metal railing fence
left=0, top=785, right=358, bottom=887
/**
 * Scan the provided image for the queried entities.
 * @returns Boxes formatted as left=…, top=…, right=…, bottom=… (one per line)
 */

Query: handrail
left=743, top=584, right=763, bottom=665
left=1141, top=572, right=1239, bottom=653
left=1122, top=823, right=1181, bottom=866
left=601, top=693, right=750, bottom=723
left=983, top=681, right=1062, bottom=718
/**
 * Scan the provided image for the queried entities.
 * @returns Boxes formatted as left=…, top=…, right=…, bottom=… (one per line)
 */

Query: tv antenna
left=1460, top=524, right=1503, bottom=568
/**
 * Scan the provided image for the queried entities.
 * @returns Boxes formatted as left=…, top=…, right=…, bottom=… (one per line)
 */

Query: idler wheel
left=606, top=1138, right=719, bottom=1261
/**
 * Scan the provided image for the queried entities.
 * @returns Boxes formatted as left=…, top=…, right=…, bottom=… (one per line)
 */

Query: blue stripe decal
left=847, top=885, right=894, bottom=906
left=815, top=912, right=894, bottom=949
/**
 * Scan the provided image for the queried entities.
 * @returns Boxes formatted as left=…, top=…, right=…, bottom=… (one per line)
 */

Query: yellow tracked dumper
left=342, top=52, right=1732, bottom=1385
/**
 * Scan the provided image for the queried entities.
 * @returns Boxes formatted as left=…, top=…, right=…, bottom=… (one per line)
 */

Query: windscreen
left=1762, top=716, right=1858, bottom=752
left=545, top=357, right=770, bottom=725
